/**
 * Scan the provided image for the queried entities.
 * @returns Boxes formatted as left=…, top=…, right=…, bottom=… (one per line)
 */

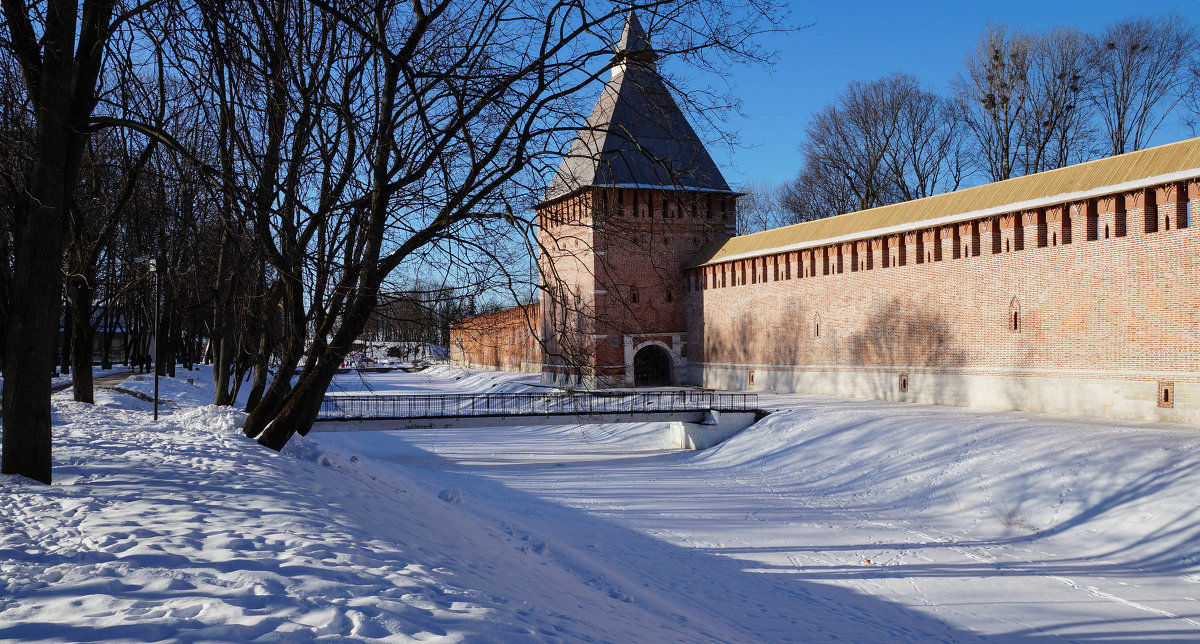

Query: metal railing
left=317, top=391, right=759, bottom=421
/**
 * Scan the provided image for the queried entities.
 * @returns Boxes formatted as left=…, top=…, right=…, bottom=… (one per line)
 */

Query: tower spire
left=543, top=11, right=730, bottom=201
left=613, top=12, right=657, bottom=67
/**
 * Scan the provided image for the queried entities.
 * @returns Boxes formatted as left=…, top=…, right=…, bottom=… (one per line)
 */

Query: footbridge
left=311, top=391, right=763, bottom=449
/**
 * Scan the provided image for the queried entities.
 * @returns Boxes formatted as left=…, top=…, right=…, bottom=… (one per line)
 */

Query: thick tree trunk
left=257, top=358, right=342, bottom=450
left=242, top=279, right=304, bottom=436
left=244, top=322, right=272, bottom=412
left=254, top=293, right=378, bottom=449
left=213, top=336, right=235, bottom=405
left=242, top=344, right=300, bottom=437
left=1, top=129, right=69, bottom=484
left=69, top=279, right=95, bottom=403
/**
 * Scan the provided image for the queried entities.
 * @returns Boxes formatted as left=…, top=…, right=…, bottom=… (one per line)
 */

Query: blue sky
left=695, top=0, right=1200, bottom=187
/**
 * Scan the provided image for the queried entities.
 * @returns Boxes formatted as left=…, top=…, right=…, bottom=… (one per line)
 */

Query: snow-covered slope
left=3, top=368, right=1200, bottom=641
left=314, top=386, right=1200, bottom=641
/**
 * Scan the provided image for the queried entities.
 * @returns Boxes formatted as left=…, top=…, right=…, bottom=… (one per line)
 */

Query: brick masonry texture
left=451, top=177, right=1200, bottom=423
left=449, top=303, right=542, bottom=373
left=685, top=181, right=1200, bottom=423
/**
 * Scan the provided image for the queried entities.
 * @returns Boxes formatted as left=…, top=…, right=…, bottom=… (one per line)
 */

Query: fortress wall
left=686, top=182, right=1200, bottom=424
left=449, top=303, right=542, bottom=373
left=539, top=188, right=735, bottom=386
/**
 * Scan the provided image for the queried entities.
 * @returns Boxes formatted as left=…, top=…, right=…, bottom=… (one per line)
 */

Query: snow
left=3, top=367, right=1200, bottom=641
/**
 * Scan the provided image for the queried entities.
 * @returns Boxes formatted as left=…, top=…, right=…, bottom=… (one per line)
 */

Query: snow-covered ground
left=2, top=367, right=1199, bottom=641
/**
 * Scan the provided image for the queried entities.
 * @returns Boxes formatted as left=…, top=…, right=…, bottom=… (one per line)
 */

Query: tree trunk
left=257, top=358, right=342, bottom=450
left=242, top=343, right=300, bottom=437
left=1, top=120, right=70, bottom=484
left=254, top=292, right=377, bottom=448
left=244, top=320, right=272, bottom=411
left=69, top=279, right=95, bottom=403
left=213, top=336, right=235, bottom=405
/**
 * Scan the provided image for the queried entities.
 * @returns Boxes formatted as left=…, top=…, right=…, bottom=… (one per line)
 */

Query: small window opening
left=1011, top=311, right=1019, bottom=331
left=1052, top=232, right=1057, bottom=246
left=898, top=373, right=909, bottom=393
left=630, top=288, right=639, bottom=303
left=666, top=291, right=673, bottom=302
left=1005, top=239, right=1010, bottom=253
left=1105, top=224, right=1110, bottom=239
left=1158, top=381, right=1175, bottom=409
left=1164, top=215, right=1171, bottom=231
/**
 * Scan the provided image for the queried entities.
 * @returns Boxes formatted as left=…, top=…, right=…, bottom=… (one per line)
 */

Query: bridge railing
left=317, top=391, right=759, bottom=421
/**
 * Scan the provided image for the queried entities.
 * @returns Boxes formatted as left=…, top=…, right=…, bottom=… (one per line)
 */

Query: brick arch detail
left=630, top=340, right=679, bottom=386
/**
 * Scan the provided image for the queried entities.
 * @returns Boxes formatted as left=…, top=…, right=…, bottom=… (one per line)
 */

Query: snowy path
left=313, top=394, right=1200, bottom=641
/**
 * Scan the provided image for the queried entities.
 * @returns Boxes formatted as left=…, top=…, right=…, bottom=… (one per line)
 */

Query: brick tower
left=537, top=13, right=737, bottom=388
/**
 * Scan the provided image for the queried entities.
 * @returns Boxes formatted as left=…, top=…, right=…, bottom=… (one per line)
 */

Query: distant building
left=451, top=14, right=1200, bottom=425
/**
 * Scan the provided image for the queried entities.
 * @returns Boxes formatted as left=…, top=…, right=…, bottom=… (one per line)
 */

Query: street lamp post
left=152, top=260, right=160, bottom=421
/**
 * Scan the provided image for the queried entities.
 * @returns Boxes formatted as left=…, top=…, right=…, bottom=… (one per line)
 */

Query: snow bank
left=7, top=366, right=1200, bottom=641
left=700, top=404, right=1200, bottom=561
left=329, top=363, right=547, bottom=396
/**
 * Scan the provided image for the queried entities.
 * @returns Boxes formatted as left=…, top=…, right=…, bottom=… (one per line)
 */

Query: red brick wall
left=449, top=303, right=541, bottom=372
left=538, top=186, right=734, bottom=385
left=686, top=180, right=1200, bottom=420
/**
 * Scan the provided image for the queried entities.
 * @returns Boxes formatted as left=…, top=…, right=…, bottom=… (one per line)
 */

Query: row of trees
left=0, top=0, right=783, bottom=482
left=740, top=13, right=1200, bottom=232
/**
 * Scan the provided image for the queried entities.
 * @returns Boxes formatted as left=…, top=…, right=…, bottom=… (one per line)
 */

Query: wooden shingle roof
left=544, top=13, right=731, bottom=202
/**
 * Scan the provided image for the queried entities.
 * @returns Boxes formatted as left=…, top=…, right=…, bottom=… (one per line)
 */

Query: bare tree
left=781, top=158, right=857, bottom=221
left=885, top=74, right=966, bottom=200
left=789, top=73, right=962, bottom=221
left=157, top=0, right=783, bottom=449
left=953, top=23, right=1033, bottom=182
left=1088, top=13, right=1198, bottom=155
left=1019, top=26, right=1096, bottom=173
left=800, top=76, right=903, bottom=211
left=0, top=0, right=128, bottom=483
left=736, top=181, right=796, bottom=235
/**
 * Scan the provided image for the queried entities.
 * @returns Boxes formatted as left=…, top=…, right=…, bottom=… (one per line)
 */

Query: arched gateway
left=633, top=344, right=672, bottom=386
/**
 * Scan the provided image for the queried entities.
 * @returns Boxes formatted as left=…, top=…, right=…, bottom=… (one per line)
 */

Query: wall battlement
left=685, top=170, right=1200, bottom=424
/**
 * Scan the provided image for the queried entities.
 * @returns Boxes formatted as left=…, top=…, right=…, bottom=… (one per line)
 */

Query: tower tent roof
left=615, top=11, right=654, bottom=60
left=544, top=14, right=732, bottom=202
